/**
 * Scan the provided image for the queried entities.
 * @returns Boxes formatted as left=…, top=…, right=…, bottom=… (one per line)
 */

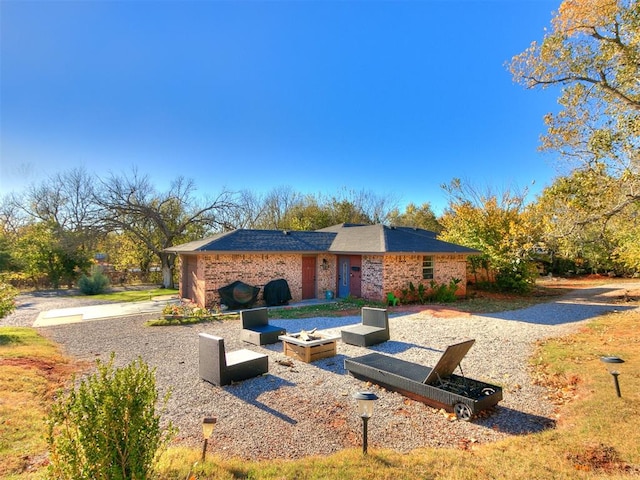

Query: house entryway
left=302, top=256, right=316, bottom=300
left=183, top=256, right=198, bottom=304
left=337, top=255, right=361, bottom=298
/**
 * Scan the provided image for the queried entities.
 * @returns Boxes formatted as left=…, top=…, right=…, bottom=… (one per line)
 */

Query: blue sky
left=1, top=0, right=562, bottom=215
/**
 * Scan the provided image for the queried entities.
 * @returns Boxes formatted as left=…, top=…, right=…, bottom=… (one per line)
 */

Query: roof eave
left=171, top=247, right=480, bottom=255
left=176, top=249, right=328, bottom=255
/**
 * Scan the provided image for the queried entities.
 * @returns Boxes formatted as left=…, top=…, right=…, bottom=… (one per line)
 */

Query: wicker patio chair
left=240, top=307, right=286, bottom=345
left=341, top=307, right=390, bottom=347
left=199, top=333, right=268, bottom=386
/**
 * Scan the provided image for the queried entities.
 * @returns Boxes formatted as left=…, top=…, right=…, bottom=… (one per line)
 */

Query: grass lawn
left=2, top=279, right=639, bottom=479
left=75, top=287, right=179, bottom=303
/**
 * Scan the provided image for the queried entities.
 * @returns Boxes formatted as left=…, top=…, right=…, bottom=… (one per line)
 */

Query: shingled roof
left=166, top=224, right=479, bottom=255
left=165, top=229, right=336, bottom=254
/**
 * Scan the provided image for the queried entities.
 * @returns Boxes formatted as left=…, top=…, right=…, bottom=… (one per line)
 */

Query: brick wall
left=176, top=256, right=207, bottom=307
left=317, top=255, right=337, bottom=298
left=381, top=254, right=468, bottom=300
left=435, top=255, right=468, bottom=293
left=361, top=256, right=384, bottom=300
left=202, top=253, right=302, bottom=307
left=179, top=252, right=468, bottom=307
left=193, top=256, right=206, bottom=307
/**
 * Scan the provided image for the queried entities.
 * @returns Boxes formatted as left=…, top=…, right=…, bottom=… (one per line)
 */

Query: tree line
left=0, top=165, right=635, bottom=294
left=1, top=0, right=638, bottom=293
left=0, top=170, right=430, bottom=290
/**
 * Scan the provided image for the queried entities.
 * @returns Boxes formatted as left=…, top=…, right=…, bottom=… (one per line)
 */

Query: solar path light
left=600, top=356, right=625, bottom=397
left=201, top=416, right=217, bottom=462
left=353, top=391, right=378, bottom=454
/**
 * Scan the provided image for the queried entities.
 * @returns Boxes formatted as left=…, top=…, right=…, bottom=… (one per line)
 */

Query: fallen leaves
left=530, top=367, right=581, bottom=406
left=457, top=437, right=479, bottom=451
left=565, top=443, right=639, bottom=474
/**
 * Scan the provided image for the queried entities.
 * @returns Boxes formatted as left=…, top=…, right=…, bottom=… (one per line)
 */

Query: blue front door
left=338, top=256, right=350, bottom=298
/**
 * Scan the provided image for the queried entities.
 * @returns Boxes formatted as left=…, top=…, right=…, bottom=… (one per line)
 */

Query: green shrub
left=0, top=282, right=18, bottom=318
left=400, top=282, right=426, bottom=304
left=427, top=278, right=461, bottom=303
left=46, top=353, right=175, bottom=480
left=494, top=260, right=537, bottom=294
left=399, top=279, right=461, bottom=304
left=162, top=302, right=219, bottom=318
left=78, top=266, right=110, bottom=295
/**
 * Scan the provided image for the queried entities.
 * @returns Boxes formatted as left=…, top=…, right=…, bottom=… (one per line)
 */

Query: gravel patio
left=3, top=282, right=638, bottom=460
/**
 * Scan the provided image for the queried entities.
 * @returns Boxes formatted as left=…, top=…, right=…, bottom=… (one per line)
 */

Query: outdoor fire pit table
left=278, top=332, right=340, bottom=363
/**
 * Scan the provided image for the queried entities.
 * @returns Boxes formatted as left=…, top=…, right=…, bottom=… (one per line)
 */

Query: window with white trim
left=422, top=256, right=434, bottom=280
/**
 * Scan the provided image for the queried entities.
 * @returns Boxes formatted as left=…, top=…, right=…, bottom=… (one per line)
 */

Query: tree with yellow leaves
left=510, top=0, right=638, bottom=189
left=510, top=0, right=640, bottom=274
left=439, top=179, right=540, bottom=293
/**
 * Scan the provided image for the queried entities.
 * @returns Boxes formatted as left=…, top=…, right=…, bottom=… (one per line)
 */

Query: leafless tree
left=254, top=186, right=304, bottom=229
left=12, top=168, right=101, bottom=231
left=95, top=170, right=237, bottom=288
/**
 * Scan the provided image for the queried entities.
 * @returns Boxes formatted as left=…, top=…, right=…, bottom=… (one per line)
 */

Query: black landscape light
left=353, top=391, right=378, bottom=454
left=600, top=356, right=625, bottom=397
left=201, top=416, right=217, bottom=462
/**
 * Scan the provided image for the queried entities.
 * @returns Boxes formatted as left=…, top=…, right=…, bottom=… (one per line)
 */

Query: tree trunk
left=160, top=252, right=176, bottom=289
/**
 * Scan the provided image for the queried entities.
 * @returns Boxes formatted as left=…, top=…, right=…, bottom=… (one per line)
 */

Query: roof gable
left=325, top=224, right=478, bottom=254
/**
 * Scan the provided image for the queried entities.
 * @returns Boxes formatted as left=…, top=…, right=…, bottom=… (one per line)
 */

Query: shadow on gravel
left=26, top=289, right=80, bottom=297
left=15, top=302, right=35, bottom=308
left=269, top=316, right=360, bottom=333
left=308, top=354, right=348, bottom=376
left=224, top=375, right=298, bottom=424
left=480, top=406, right=556, bottom=435
left=559, top=286, right=629, bottom=301
left=478, top=301, right=634, bottom=326
left=374, top=340, right=443, bottom=356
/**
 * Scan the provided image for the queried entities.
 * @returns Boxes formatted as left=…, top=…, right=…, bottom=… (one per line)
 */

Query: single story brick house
left=165, top=223, right=479, bottom=309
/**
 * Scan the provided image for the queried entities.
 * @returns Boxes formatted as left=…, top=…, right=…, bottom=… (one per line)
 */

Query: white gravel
left=3, top=283, right=638, bottom=460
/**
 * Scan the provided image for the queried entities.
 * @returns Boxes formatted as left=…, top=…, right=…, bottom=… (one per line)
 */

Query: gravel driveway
left=3, top=283, right=638, bottom=460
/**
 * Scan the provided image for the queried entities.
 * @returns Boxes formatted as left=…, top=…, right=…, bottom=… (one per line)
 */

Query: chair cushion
left=342, top=325, right=384, bottom=335
left=226, top=349, right=267, bottom=367
left=248, top=324, right=284, bottom=334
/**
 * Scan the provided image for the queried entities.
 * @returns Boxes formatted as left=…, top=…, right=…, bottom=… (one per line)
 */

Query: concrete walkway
left=33, top=296, right=179, bottom=327
left=32, top=296, right=337, bottom=327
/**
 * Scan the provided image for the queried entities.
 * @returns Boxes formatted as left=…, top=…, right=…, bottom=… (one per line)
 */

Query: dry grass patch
left=0, top=328, right=84, bottom=479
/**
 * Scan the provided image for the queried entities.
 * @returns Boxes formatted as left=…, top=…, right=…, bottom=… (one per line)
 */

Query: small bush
left=46, top=353, right=175, bottom=480
left=428, top=278, right=461, bottom=303
left=399, top=279, right=460, bottom=304
left=78, top=266, right=110, bottom=295
left=162, top=301, right=219, bottom=318
left=400, top=282, right=425, bottom=304
left=0, top=282, right=18, bottom=318
left=494, top=260, right=537, bottom=294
